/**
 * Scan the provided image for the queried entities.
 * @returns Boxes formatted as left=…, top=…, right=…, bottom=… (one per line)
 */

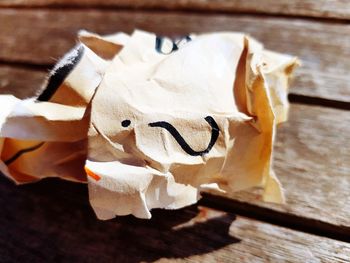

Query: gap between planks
left=199, top=193, right=350, bottom=243
left=288, top=94, right=350, bottom=111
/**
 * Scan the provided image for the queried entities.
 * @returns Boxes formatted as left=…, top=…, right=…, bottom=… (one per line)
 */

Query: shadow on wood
left=0, top=175, right=239, bottom=262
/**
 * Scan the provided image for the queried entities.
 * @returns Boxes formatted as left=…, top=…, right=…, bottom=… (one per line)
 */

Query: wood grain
left=205, top=103, right=350, bottom=235
left=0, top=4, right=349, bottom=260
left=1, top=0, right=350, bottom=20
left=0, top=65, right=47, bottom=99
left=0, top=175, right=349, bottom=262
left=1, top=9, right=349, bottom=102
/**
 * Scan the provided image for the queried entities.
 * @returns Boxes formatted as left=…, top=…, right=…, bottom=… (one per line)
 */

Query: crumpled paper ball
left=0, top=30, right=299, bottom=220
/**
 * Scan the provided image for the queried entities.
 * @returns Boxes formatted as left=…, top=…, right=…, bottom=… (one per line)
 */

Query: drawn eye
left=121, top=119, right=131, bottom=127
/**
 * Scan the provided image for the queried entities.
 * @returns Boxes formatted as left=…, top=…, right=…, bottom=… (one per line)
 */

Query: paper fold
left=0, top=30, right=299, bottom=219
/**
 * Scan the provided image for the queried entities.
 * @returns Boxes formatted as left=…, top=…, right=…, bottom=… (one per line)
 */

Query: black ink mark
left=37, top=45, right=84, bottom=101
left=155, top=36, right=177, bottom=55
left=121, top=119, right=131, bottom=127
left=149, top=116, right=219, bottom=156
left=4, top=142, right=45, bottom=165
left=176, top=35, right=192, bottom=47
left=155, top=35, right=192, bottom=55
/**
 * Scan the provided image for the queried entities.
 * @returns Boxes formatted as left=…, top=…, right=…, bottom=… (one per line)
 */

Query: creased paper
left=0, top=30, right=299, bottom=219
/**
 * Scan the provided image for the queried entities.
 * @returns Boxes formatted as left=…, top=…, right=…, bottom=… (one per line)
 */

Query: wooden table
left=0, top=1, right=349, bottom=262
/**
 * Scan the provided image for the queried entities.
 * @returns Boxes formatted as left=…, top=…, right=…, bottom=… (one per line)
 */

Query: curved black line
left=148, top=116, right=219, bottom=156
left=37, top=45, right=84, bottom=101
left=4, top=142, right=45, bottom=165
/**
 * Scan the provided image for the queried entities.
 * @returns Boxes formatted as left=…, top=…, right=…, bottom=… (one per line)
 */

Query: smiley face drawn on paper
left=88, top=29, right=250, bottom=167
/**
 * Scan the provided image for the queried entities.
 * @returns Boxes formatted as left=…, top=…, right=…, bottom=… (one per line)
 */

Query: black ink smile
left=148, top=116, right=220, bottom=156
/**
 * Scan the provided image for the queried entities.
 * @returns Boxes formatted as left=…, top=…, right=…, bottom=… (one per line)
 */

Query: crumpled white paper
left=0, top=30, right=299, bottom=220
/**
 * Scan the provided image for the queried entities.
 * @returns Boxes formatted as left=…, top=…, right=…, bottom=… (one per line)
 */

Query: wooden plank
left=0, top=10, right=349, bottom=102
left=0, top=176, right=349, bottom=262
left=1, top=0, right=350, bottom=20
left=205, top=103, right=350, bottom=235
left=0, top=65, right=47, bottom=99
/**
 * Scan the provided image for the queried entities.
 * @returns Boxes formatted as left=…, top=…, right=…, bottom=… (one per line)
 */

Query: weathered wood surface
left=1, top=9, right=350, bottom=102
left=1, top=65, right=349, bottom=237
left=205, top=103, right=350, bottom=235
left=0, top=175, right=349, bottom=262
left=0, top=65, right=47, bottom=98
left=1, top=4, right=350, bottom=260
left=1, top=0, right=350, bottom=20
